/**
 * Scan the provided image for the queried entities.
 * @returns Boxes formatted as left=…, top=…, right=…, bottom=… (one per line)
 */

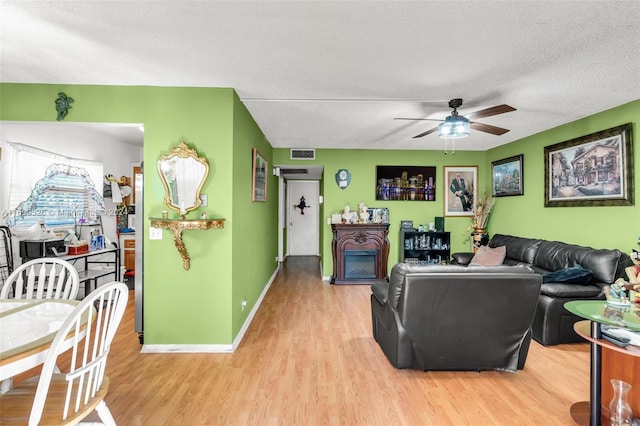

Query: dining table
left=0, top=299, right=83, bottom=385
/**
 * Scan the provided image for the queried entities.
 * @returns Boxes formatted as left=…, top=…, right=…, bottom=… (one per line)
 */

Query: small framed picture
left=400, top=220, right=414, bottom=229
left=366, top=208, right=390, bottom=224
left=252, top=148, right=267, bottom=202
left=492, top=154, right=524, bottom=197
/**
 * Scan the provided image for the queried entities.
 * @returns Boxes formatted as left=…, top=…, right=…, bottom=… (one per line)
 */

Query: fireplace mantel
left=331, top=224, right=390, bottom=285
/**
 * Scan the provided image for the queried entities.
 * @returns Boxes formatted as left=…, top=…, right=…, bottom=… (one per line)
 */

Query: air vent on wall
left=290, top=149, right=315, bottom=160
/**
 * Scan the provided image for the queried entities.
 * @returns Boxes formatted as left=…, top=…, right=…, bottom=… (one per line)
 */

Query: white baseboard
left=141, top=264, right=281, bottom=354
left=231, top=265, right=280, bottom=351
left=141, top=344, right=234, bottom=353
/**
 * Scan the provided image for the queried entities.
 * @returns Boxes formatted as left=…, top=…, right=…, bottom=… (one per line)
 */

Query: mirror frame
left=157, top=141, right=209, bottom=214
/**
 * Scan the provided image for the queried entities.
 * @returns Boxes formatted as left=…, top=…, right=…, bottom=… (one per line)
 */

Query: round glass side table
left=564, top=300, right=640, bottom=426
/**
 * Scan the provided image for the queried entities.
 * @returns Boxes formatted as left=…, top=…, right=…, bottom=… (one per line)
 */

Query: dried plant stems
left=462, top=192, right=495, bottom=235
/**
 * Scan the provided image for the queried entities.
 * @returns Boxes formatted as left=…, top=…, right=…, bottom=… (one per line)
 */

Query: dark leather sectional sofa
left=452, top=234, right=631, bottom=346
left=370, top=263, right=542, bottom=371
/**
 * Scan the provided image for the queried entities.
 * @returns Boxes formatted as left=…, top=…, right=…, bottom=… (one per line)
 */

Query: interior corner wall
left=273, top=149, right=487, bottom=277
left=230, top=93, right=278, bottom=338
left=486, top=100, right=639, bottom=252
left=0, top=83, right=243, bottom=345
left=274, top=100, right=639, bottom=277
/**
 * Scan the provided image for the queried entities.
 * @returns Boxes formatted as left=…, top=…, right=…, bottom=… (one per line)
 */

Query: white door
left=287, top=180, right=319, bottom=256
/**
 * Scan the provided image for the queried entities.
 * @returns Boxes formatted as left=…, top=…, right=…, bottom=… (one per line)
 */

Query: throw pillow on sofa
left=469, top=245, right=507, bottom=266
left=542, top=265, right=593, bottom=284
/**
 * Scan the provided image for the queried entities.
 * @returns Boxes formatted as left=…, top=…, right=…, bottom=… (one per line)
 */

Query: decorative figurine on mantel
left=342, top=205, right=354, bottom=224
left=358, top=202, right=368, bottom=223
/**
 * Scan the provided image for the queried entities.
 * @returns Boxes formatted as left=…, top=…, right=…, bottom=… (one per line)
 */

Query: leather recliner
left=370, top=263, right=542, bottom=372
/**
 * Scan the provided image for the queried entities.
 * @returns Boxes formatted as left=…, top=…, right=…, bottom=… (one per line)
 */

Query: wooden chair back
left=25, top=282, right=127, bottom=425
left=0, top=257, right=79, bottom=300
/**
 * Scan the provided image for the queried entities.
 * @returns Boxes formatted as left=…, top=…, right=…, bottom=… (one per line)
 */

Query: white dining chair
left=0, top=281, right=129, bottom=425
left=0, top=257, right=80, bottom=300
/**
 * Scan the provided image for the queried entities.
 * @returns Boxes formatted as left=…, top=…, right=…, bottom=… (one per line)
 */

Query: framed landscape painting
left=544, top=123, right=633, bottom=207
left=492, top=154, right=524, bottom=197
left=444, top=166, right=477, bottom=217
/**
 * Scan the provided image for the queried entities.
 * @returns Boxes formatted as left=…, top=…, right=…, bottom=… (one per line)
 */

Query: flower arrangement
left=463, top=192, right=496, bottom=235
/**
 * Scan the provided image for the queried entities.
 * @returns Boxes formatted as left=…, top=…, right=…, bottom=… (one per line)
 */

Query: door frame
left=275, top=166, right=323, bottom=263
left=285, top=179, right=320, bottom=257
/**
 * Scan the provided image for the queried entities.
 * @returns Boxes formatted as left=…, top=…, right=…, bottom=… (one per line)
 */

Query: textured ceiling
left=1, top=1, right=639, bottom=151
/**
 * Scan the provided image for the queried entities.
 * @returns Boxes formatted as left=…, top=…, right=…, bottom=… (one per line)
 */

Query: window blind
left=5, top=143, right=104, bottom=232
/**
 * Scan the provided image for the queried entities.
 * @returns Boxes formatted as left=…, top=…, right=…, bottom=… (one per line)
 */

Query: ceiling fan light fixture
left=438, top=115, right=470, bottom=139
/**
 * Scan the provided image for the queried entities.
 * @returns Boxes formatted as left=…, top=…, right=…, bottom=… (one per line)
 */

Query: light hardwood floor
left=19, top=256, right=590, bottom=425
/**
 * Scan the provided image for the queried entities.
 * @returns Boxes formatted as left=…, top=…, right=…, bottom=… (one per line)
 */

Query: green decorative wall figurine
left=55, top=92, right=74, bottom=121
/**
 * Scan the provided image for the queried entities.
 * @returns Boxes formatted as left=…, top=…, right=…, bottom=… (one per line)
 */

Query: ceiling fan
left=395, top=98, right=516, bottom=138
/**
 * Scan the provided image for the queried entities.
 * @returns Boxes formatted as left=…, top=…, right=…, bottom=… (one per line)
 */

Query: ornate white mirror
left=157, top=141, right=209, bottom=215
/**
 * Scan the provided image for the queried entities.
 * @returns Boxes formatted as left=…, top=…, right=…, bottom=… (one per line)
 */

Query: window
left=4, top=143, right=104, bottom=232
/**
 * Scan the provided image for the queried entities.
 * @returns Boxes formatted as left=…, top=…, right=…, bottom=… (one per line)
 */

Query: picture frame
left=400, top=220, right=414, bottom=229
left=366, top=207, right=390, bottom=224
left=375, top=165, right=436, bottom=201
left=444, top=166, right=477, bottom=217
left=492, top=154, right=524, bottom=197
left=544, top=123, right=634, bottom=207
left=251, top=147, right=267, bottom=202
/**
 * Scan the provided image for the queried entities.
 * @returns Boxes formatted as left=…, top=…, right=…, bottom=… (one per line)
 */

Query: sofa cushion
left=542, top=265, right=593, bottom=284
left=470, top=245, right=507, bottom=266
left=489, top=234, right=541, bottom=264
left=539, top=283, right=602, bottom=298
left=534, top=241, right=624, bottom=284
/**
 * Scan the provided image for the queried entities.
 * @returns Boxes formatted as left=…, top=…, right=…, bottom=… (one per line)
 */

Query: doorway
left=275, top=165, right=323, bottom=262
left=286, top=180, right=319, bottom=256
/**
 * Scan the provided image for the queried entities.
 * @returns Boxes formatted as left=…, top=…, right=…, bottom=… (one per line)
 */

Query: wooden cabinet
left=331, top=224, right=389, bottom=285
left=132, top=166, right=142, bottom=205
left=120, top=234, right=135, bottom=272
left=602, top=346, right=640, bottom=420
left=399, top=230, right=450, bottom=264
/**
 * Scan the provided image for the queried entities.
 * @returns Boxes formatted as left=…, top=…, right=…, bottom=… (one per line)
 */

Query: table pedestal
left=572, top=320, right=640, bottom=426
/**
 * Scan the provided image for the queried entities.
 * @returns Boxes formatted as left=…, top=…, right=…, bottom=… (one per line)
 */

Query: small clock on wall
left=335, top=169, right=351, bottom=189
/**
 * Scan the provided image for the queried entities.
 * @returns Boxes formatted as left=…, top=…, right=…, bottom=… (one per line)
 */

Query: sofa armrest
left=539, top=283, right=603, bottom=298
left=451, top=252, right=475, bottom=265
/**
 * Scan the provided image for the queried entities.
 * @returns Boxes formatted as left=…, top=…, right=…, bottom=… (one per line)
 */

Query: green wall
left=231, top=93, right=277, bottom=338
left=2, top=82, right=637, bottom=344
left=486, top=100, right=639, bottom=250
left=273, top=149, right=488, bottom=276
left=0, top=83, right=276, bottom=346
left=275, top=100, right=639, bottom=277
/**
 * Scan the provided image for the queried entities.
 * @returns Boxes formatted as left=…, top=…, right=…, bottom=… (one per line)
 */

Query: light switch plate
left=149, top=227, right=163, bottom=240
left=200, top=194, right=208, bottom=207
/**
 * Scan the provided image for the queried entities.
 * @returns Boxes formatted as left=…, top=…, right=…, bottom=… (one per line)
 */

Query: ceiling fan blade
left=470, top=122, right=510, bottom=135
left=465, top=104, right=516, bottom=120
left=394, top=117, right=442, bottom=122
left=413, top=127, right=439, bottom=138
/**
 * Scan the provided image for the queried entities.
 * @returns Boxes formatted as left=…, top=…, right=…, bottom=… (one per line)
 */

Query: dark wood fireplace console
left=331, top=223, right=390, bottom=285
